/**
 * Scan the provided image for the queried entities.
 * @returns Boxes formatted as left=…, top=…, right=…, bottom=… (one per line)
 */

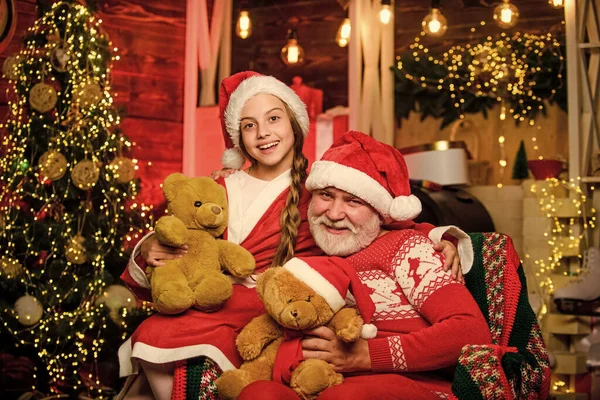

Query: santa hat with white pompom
left=218, top=71, right=309, bottom=169
left=306, top=130, right=422, bottom=222
left=282, top=256, right=378, bottom=340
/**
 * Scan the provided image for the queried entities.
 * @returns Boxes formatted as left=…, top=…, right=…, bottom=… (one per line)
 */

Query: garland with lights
left=527, top=178, right=594, bottom=320
left=394, top=31, right=567, bottom=129
left=0, top=2, right=153, bottom=396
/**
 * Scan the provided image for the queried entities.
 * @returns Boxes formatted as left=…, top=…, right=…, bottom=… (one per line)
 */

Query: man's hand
left=433, top=240, right=463, bottom=283
left=301, top=326, right=371, bottom=373
left=210, top=168, right=236, bottom=180
left=141, top=234, right=187, bottom=267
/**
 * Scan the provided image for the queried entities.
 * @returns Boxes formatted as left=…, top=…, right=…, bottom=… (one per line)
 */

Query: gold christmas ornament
left=50, top=42, right=71, bottom=72
left=2, top=55, right=20, bottom=80
left=39, top=151, right=68, bottom=181
left=14, top=295, right=44, bottom=326
left=0, top=256, right=22, bottom=277
left=65, top=234, right=87, bottom=265
left=71, top=159, right=100, bottom=190
left=74, top=82, right=102, bottom=108
left=95, top=284, right=137, bottom=323
left=29, top=83, right=58, bottom=113
left=109, top=157, right=136, bottom=183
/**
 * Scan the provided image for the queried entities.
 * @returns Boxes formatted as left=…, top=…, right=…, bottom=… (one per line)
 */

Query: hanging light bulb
left=422, top=6, right=448, bottom=37
left=379, top=0, right=393, bottom=24
left=493, top=0, right=520, bottom=29
left=281, top=29, right=305, bottom=66
left=548, top=0, right=564, bottom=8
left=235, top=9, right=252, bottom=39
left=336, top=18, right=351, bottom=47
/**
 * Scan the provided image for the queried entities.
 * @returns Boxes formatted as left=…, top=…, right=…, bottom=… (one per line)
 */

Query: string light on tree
left=281, top=28, right=305, bottom=66
left=235, top=3, right=252, bottom=39
left=336, top=18, right=351, bottom=47
left=0, top=2, right=154, bottom=396
left=422, top=0, right=448, bottom=37
left=493, top=0, right=520, bottom=29
left=379, top=0, right=393, bottom=25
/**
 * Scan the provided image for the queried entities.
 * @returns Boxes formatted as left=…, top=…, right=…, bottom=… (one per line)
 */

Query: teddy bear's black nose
left=212, top=206, right=221, bottom=215
left=291, top=310, right=298, bottom=318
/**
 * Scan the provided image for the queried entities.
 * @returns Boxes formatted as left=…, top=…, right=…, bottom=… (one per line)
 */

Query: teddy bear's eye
left=287, top=299, right=293, bottom=304
left=306, top=296, right=311, bottom=302
left=194, top=201, right=202, bottom=207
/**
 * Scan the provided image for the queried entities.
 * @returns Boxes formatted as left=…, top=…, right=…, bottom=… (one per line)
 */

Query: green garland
left=394, top=31, right=567, bottom=129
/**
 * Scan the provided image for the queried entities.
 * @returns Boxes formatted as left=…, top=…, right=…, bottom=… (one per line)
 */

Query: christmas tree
left=0, top=2, right=153, bottom=397
left=512, top=139, right=529, bottom=180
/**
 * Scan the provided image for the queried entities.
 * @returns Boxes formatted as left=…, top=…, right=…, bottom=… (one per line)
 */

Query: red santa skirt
left=118, top=284, right=265, bottom=376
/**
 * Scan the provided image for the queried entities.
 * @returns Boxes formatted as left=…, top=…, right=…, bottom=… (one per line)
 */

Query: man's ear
left=162, top=173, right=188, bottom=201
left=256, top=267, right=280, bottom=298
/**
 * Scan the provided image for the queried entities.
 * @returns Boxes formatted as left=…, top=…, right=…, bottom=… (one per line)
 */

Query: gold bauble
left=71, top=160, right=100, bottom=190
left=29, top=83, right=58, bottom=113
left=65, top=234, right=87, bottom=265
left=39, top=151, right=68, bottom=181
left=2, top=55, right=20, bottom=80
left=95, top=284, right=137, bottom=323
left=14, top=295, right=44, bottom=326
left=109, top=157, right=136, bottom=183
left=0, top=256, right=22, bottom=277
left=74, top=82, right=102, bottom=108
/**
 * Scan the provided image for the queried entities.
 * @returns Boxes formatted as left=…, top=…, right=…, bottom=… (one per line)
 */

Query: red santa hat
left=219, top=71, right=310, bottom=169
left=305, top=130, right=421, bottom=221
left=282, top=256, right=377, bottom=339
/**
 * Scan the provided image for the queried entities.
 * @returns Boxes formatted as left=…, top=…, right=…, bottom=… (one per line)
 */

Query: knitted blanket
left=451, top=232, right=551, bottom=399
left=171, top=232, right=551, bottom=400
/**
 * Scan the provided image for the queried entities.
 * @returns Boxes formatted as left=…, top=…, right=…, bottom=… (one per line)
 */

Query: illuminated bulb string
left=0, top=2, right=154, bottom=396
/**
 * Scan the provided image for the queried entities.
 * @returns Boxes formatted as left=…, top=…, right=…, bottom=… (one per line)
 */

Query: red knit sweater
left=347, top=229, right=492, bottom=374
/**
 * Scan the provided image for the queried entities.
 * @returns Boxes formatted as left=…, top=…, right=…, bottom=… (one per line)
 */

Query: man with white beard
left=238, top=130, right=491, bottom=400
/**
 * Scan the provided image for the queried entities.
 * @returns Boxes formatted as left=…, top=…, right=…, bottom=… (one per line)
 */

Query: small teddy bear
left=216, top=257, right=377, bottom=400
left=147, top=173, right=255, bottom=314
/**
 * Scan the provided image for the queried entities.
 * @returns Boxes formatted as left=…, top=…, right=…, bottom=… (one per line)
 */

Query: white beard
left=308, top=202, right=381, bottom=256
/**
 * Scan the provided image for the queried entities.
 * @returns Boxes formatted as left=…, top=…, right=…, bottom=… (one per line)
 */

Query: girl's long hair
left=239, top=101, right=308, bottom=267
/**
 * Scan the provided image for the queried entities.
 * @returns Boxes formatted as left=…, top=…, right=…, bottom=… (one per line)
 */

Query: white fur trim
left=306, top=160, right=421, bottom=221
left=389, top=195, right=422, bottom=221
left=283, top=258, right=346, bottom=312
left=221, top=147, right=246, bottom=169
left=118, top=339, right=236, bottom=378
left=428, top=226, right=473, bottom=274
left=361, top=324, right=377, bottom=339
left=224, top=75, right=309, bottom=147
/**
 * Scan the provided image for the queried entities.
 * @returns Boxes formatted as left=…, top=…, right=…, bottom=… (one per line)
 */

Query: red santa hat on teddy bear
left=219, top=71, right=310, bottom=169
left=282, top=256, right=378, bottom=339
left=306, top=130, right=422, bottom=222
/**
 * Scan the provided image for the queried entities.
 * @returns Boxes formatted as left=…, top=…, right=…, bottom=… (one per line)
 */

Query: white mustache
left=313, top=214, right=357, bottom=234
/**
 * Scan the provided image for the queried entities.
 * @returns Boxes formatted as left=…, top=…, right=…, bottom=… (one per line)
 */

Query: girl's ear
left=256, top=267, right=280, bottom=299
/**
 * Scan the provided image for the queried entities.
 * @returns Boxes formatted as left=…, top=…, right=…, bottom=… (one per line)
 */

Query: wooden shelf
left=553, top=351, right=589, bottom=375
left=543, top=313, right=592, bottom=335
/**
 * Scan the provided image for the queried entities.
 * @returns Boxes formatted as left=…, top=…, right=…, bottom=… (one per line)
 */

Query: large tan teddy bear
left=216, top=256, right=377, bottom=400
left=147, top=173, right=255, bottom=314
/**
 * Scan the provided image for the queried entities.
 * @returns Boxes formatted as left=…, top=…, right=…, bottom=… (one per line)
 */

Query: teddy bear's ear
left=162, top=173, right=189, bottom=201
left=256, top=267, right=281, bottom=298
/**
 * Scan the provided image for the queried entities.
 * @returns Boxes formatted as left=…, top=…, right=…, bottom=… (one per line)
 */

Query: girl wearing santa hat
left=117, top=72, right=465, bottom=400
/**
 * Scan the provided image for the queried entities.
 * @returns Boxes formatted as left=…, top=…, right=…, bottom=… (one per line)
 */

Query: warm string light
left=395, top=30, right=564, bottom=127
left=493, top=0, right=520, bottom=29
left=422, top=7, right=448, bottom=37
left=379, top=0, right=393, bottom=25
left=336, top=18, right=351, bottom=47
left=0, top=2, right=154, bottom=395
left=526, top=178, right=595, bottom=320
left=280, top=28, right=305, bottom=66
left=549, top=0, right=564, bottom=9
left=235, top=9, right=252, bottom=39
